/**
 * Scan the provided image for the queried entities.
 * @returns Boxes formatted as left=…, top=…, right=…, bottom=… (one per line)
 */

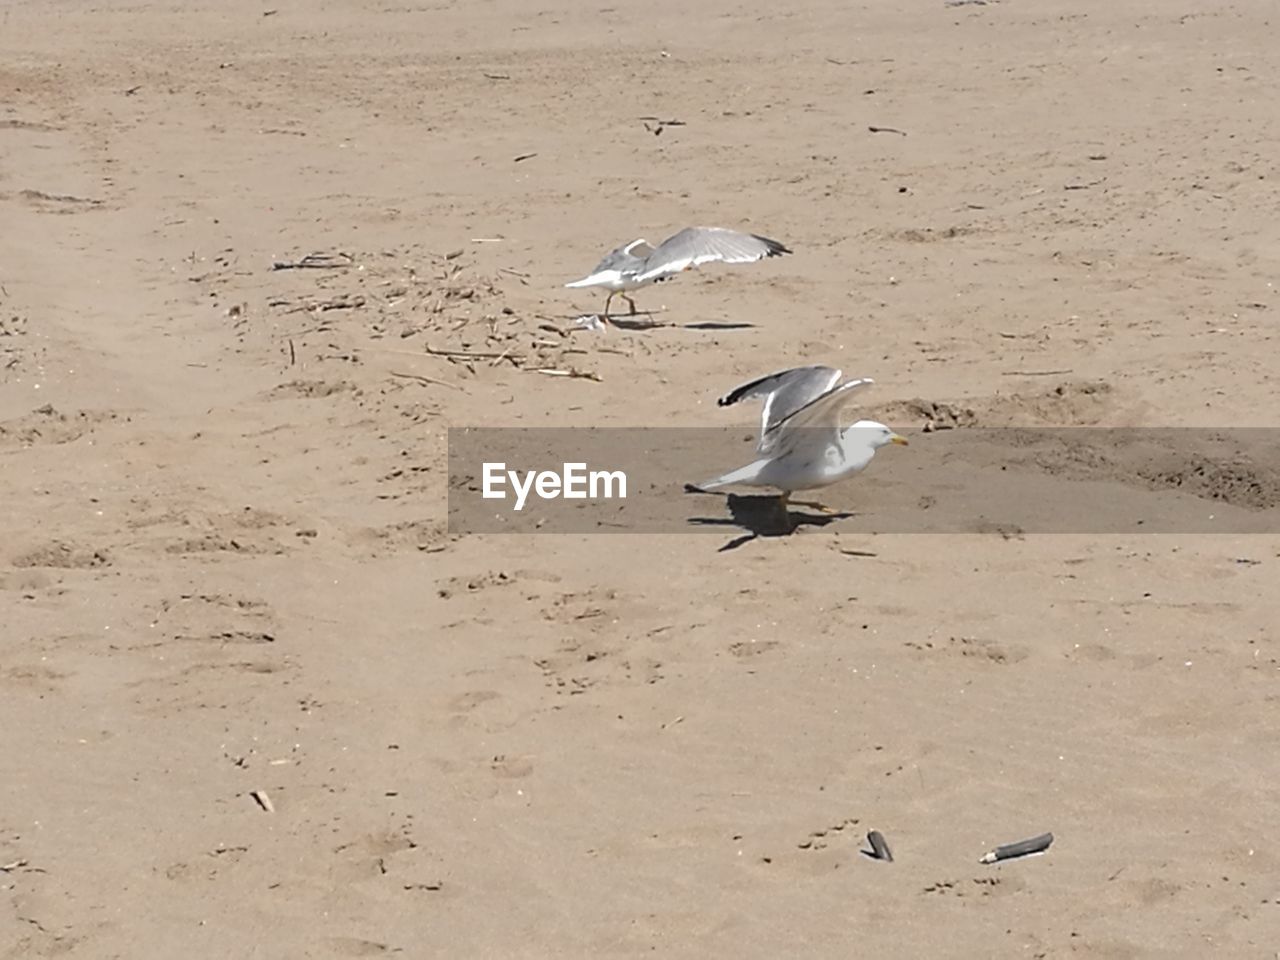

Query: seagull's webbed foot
left=790, top=498, right=840, bottom=515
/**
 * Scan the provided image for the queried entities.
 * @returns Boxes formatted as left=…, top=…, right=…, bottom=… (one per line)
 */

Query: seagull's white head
left=846, top=420, right=909, bottom=449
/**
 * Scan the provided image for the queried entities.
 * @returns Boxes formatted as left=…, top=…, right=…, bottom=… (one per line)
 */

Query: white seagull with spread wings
left=689, top=365, right=908, bottom=519
left=565, top=226, right=791, bottom=323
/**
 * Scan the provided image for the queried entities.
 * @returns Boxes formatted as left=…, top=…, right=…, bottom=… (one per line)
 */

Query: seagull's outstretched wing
left=718, top=365, right=843, bottom=453
left=769, top=377, right=875, bottom=458
left=633, top=226, right=791, bottom=285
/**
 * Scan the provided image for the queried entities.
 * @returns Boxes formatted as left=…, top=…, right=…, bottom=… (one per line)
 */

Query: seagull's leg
left=622, top=293, right=639, bottom=316
left=601, top=291, right=615, bottom=325
left=776, top=492, right=796, bottom=533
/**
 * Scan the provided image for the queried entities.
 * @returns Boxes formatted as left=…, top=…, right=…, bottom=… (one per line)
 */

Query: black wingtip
left=717, top=366, right=788, bottom=407
left=753, top=234, right=793, bottom=257
left=717, top=369, right=776, bottom=408
left=716, top=386, right=748, bottom=408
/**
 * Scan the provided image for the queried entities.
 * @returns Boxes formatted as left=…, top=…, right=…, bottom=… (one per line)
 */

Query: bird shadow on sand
left=565, top=312, right=757, bottom=332
left=683, top=486, right=854, bottom=552
left=679, top=320, right=757, bottom=331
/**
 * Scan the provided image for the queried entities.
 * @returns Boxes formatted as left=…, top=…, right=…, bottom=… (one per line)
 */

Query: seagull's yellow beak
left=890, top=434, right=909, bottom=446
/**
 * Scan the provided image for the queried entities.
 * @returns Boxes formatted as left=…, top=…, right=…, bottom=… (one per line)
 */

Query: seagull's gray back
left=590, top=239, right=652, bottom=276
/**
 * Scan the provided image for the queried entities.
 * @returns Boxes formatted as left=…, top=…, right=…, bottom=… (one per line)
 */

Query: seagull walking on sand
left=688, top=365, right=908, bottom=526
left=564, top=226, right=792, bottom=323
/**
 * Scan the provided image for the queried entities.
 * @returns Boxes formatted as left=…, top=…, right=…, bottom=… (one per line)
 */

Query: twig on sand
left=426, top=345, right=525, bottom=361
left=980, top=832, right=1053, bottom=864
left=20, top=189, right=102, bottom=206
left=530, top=367, right=602, bottom=382
left=864, top=830, right=894, bottom=862
left=489, top=345, right=519, bottom=367
left=271, top=252, right=354, bottom=271
left=536, top=320, right=571, bottom=337
left=250, top=790, right=275, bottom=813
left=313, top=294, right=365, bottom=312
left=868, top=125, right=907, bottom=136
left=639, top=117, right=686, bottom=136
left=390, top=370, right=462, bottom=391
left=1002, top=368, right=1072, bottom=377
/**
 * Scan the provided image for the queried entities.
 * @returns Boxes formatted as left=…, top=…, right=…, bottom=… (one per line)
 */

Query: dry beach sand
left=2, top=0, right=1280, bottom=956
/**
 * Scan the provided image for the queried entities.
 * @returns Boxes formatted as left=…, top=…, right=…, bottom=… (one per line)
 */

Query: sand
left=2, top=0, right=1279, bottom=956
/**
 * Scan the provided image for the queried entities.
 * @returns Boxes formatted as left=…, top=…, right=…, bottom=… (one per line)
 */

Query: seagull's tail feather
left=691, top=459, right=767, bottom=492
left=564, top=272, right=615, bottom=289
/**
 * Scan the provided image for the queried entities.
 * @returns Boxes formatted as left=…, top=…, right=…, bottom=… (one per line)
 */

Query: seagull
left=564, top=226, right=792, bottom=323
left=689, top=365, right=908, bottom=525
